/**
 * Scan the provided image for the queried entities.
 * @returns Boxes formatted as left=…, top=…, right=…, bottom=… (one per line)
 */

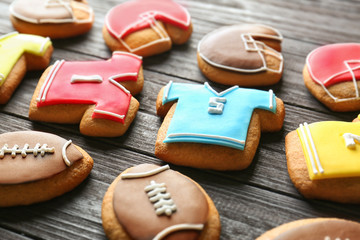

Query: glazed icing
left=297, top=121, right=360, bottom=180
left=9, top=0, right=93, bottom=24
left=36, top=52, right=142, bottom=123
left=162, top=81, right=276, bottom=150
left=306, top=43, right=360, bottom=102
left=198, top=24, right=283, bottom=73
left=105, top=0, right=190, bottom=52
left=113, top=164, right=208, bottom=240
left=0, top=32, right=51, bottom=86
left=274, top=219, right=360, bottom=240
left=0, top=131, right=82, bottom=184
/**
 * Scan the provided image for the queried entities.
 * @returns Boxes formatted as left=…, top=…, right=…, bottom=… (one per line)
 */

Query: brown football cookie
left=0, top=32, right=53, bottom=104
left=285, top=117, right=360, bottom=203
left=0, top=131, right=93, bottom=207
left=197, top=24, right=283, bottom=86
left=103, top=0, right=193, bottom=57
left=304, top=43, right=360, bottom=112
left=102, top=164, right=221, bottom=240
left=256, top=218, right=360, bottom=240
left=9, top=0, right=94, bottom=39
left=29, top=52, right=143, bottom=137
left=155, top=81, right=285, bottom=171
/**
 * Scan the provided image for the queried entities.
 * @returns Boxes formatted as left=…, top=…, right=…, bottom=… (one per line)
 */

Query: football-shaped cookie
left=0, top=131, right=93, bottom=206
left=102, top=164, right=221, bottom=240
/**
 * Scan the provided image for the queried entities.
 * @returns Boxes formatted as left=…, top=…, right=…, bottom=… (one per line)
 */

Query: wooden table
left=1, top=0, right=360, bottom=239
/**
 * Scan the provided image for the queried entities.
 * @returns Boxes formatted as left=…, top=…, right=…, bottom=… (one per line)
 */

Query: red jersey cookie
left=103, top=0, right=193, bottom=57
left=303, top=43, right=360, bottom=111
left=102, top=164, right=221, bottom=240
left=0, top=131, right=93, bottom=206
left=29, top=52, right=143, bottom=137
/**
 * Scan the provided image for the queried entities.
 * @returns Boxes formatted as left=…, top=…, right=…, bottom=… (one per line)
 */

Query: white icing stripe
left=153, top=223, right=204, bottom=240
left=108, top=78, right=130, bottom=94
left=71, top=74, right=103, bottom=83
left=40, top=37, right=51, bottom=53
left=343, top=133, right=360, bottom=149
left=0, top=32, right=18, bottom=41
left=36, top=60, right=64, bottom=102
left=108, top=72, right=138, bottom=81
left=204, top=82, right=239, bottom=96
left=62, top=140, right=72, bottom=166
left=9, top=0, right=93, bottom=24
left=269, top=89, right=274, bottom=109
left=41, top=60, right=65, bottom=102
left=121, top=165, right=170, bottom=179
left=345, top=60, right=360, bottom=98
left=299, top=123, right=318, bottom=175
left=304, top=122, right=323, bottom=173
left=0, top=143, right=55, bottom=159
left=113, top=51, right=143, bottom=60
left=167, top=133, right=245, bottom=144
left=306, top=46, right=360, bottom=103
left=0, top=73, right=4, bottom=82
left=163, top=81, right=173, bottom=101
left=93, top=109, right=125, bottom=120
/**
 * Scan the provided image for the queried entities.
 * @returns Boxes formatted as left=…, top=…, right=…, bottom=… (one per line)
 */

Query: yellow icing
left=0, top=32, right=51, bottom=86
left=297, top=121, right=360, bottom=180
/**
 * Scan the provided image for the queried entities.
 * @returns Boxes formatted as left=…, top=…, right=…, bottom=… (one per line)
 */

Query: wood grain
left=0, top=0, right=360, bottom=239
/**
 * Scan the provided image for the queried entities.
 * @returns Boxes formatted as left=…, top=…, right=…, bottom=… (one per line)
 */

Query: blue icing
left=162, top=82, right=276, bottom=150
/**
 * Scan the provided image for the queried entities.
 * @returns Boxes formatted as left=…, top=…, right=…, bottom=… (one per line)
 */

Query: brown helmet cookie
left=29, top=52, right=143, bottom=137
left=0, top=32, right=53, bottom=104
left=304, top=43, right=360, bottom=111
left=155, top=81, right=285, bottom=171
left=285, top=117, right=360, bottom=203
left=197, top=24, right=283, bottom=86
left=103, top=0, right=193, bottom=57
left=0, top=131, right=93, bottom=207
left=9, top=0, right=94, bottom=39
left=101, top=164, right=221, bottom=240
left=256, top=218, right=360, bottom=240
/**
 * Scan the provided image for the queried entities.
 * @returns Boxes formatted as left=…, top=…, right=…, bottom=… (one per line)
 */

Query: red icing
left=307, top=43, right=360, bottom=87
left=105, top=0, right=191, bottom=39
left=36, top=52, right=142, bottom=123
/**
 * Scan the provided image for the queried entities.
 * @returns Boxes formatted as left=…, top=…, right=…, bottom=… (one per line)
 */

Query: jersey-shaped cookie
left=29, top=52, right=143, bottom=137
left=304, top=43, right=360, bottom=111
left=256, top=218, right=360, bottom=240
left=9, top=0, right=94, bottom=38
left=0, top=32, right=53, bottom=104
left=103, top=0, right=192, bottom=57
left=156, top=82, right=285, bottom=170
left=0, top=131, right=93, bottom=206
left=285, top=117, right=360, bottom=203
left=197, top=24, right=283, bottom=86
left=102, top=164, right=220, bottom=240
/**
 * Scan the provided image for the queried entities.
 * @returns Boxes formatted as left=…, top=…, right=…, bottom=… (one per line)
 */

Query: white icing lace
left=144, top=180, right=177, bottom=216
left=0, top=143, right=55, bottom=159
